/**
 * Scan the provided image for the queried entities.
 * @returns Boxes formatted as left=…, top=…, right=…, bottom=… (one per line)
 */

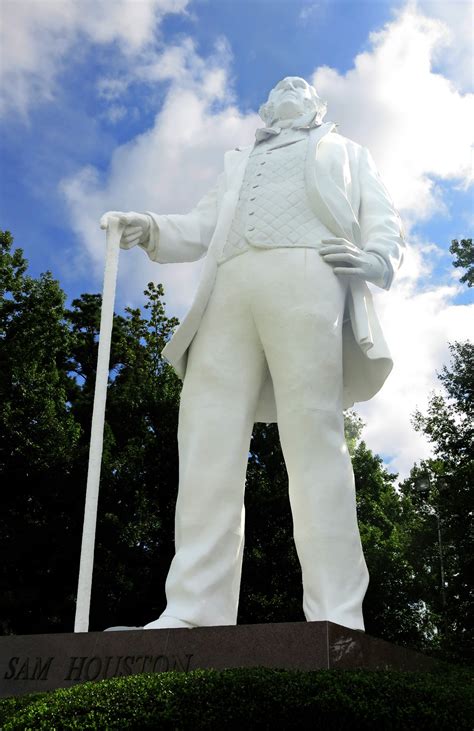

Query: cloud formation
left=311, top=3, right=474, bottom=223
left=358, top=242, right=472, bottom=479
left=0, top=0, right=189, bottom=116
left=418, top=0, right=474, bottom=91
left=62, top=38, right=259, bottom=314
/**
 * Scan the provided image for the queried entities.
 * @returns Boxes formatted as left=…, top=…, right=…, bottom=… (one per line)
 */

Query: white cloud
left=311, top=3, right=474, bottom=223
left=0, top=0, right=189, bottom=116
left=104, top=105, right=128, bottom=124
left=418, top=0, right=474, bottom=91
left=357, top=241, right=473, bottom=480
left=61, top=39, right=259, bottom=315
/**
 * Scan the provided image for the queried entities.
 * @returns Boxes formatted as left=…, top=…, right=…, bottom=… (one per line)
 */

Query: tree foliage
left=0, top=231, right=81, bottom=633
left=400, top=341, right=473, bottom=661
left=449, top=238, right=474, bottom=288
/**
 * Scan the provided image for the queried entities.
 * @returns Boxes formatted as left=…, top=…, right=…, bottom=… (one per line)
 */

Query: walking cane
left=74, top=215, right=124, bottom=632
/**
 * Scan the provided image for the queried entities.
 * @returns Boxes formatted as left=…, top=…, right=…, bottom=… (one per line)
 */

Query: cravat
left=254, top=110, right=325, bottom=144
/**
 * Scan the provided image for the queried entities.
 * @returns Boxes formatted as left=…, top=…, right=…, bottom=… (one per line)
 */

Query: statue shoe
left=103, top=625, right=143, bottom=631
left=144, top=615, right=195, bottom=629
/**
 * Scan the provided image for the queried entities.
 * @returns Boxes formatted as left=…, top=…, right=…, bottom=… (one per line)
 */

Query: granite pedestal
left=0, top=621, right=438, bottom=698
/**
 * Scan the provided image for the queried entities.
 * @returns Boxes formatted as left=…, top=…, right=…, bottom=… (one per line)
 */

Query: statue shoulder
left=327, top=131, right=363, bottom=153
left=322, top=132, right=366, bottom=168
left=223, top=144, right=252, bottom=169
left=227, top=144, right=253, bottom=155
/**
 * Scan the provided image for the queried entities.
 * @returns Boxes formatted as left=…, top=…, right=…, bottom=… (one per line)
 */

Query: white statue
left=101, top=77, right=404, bottom=632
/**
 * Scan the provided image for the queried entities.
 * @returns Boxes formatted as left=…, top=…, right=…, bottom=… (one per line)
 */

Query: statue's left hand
left=320, top=238, right=387, bottom=287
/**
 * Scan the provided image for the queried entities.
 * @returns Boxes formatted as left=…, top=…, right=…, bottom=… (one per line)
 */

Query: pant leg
left=154, top=255, right=267, bottom=628
left=251, top=247, right=369, bottom=630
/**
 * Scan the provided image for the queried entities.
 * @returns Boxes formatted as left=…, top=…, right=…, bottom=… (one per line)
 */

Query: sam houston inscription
left=4, top=652, right=193, bottom=683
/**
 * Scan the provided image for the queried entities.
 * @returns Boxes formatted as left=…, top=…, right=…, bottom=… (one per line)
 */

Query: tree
left=353, top=442, right=431, bottom=647
left=401, top=342, right=473, bottom=661
left=239, top=422, right=304, bottom=624
left=0, top=231, right=81, bottom=633
left=449, top=238, right=474, bottom=288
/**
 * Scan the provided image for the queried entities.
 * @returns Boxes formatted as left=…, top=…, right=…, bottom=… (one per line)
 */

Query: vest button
left=248, top=226, right=255, bottom=231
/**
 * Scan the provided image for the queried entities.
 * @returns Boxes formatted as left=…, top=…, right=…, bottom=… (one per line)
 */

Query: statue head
left=259, top=76, right=327, bottom=127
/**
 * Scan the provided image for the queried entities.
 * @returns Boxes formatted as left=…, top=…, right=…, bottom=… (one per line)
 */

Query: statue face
left=268, top=77, right=315, bottom=122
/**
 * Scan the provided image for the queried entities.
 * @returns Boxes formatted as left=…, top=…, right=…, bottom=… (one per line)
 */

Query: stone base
left=0, top=621, right=438, bottom=698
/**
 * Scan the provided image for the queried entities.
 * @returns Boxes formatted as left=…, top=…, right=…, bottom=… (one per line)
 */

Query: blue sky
left=1, top=0, right=473, bottom=477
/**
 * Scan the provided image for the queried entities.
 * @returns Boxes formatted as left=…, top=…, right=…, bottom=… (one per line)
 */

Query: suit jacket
left=146, top=122, right=405, bottom=421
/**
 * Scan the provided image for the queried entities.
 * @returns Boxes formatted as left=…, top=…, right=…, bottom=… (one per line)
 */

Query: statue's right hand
left=99, top=211, right=151, bottom=250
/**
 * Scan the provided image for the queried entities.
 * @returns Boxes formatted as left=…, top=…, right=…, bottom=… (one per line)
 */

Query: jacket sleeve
left=142, top=174, right=222, bottom=264
left=358, top=147, right=405, bottom=290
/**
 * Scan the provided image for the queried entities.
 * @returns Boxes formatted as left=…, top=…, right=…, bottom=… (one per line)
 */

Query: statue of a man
left=102, top=77, right=404, bottom=632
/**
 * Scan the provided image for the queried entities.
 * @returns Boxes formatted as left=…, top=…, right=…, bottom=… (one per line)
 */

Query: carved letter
left=84, top=657, right=102, bottom=681
left=15, top=659, right=30, bottom=680
left=4, top=657, right=19, bottom=680
left=102, top=656, right=113, bottom=679
left=139, top=656, right=153, bottom=673
left=33, top=657, right=54, bottom=681
left=123, top=656, right=135, bottom=675
left=153, top=655, right=169, bottom=672
left=112, top=656, right=123, bottom=676
left=65, top=657, right=87, bottom=681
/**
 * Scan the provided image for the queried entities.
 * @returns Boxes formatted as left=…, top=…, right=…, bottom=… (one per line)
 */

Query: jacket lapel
left=305, top=124, right=361, bottom=247
left=225, top=145, right=253, bottom=192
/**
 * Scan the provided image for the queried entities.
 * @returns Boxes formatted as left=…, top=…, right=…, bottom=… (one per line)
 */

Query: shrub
left=0, top=667, right=472, bottom=730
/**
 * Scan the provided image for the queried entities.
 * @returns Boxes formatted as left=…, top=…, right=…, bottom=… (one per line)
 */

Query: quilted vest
left=219, top=134, right=333, bottom=263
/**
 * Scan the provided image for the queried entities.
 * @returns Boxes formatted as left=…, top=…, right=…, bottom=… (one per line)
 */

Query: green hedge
left=1, top=668, right=472, bottom=730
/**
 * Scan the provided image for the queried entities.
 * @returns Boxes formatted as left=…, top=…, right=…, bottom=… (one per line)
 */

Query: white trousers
left=155, top=247, right=368, bottom=630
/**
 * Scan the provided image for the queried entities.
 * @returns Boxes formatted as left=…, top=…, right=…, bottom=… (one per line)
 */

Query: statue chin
left=273, top=100, right=304, bottom=122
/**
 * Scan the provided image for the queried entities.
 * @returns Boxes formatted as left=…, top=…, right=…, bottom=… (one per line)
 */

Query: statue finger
left=333, top=267, right=364, bottom=276
left=319, top=244, right=354, bottom=254
left=123, top=233, right=141, bottom=245
left=120, top=240, right=136, bottom=250
left=118, top=214, right=134, bottom=226
left=321, top=253, right=359, bottom=264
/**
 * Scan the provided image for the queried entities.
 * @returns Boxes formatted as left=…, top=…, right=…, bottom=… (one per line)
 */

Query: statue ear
left=305, top=96, right=327, bottom=122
